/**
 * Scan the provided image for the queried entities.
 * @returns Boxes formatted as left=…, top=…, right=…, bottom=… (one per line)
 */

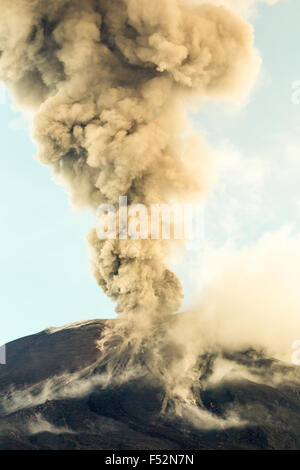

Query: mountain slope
left=1, top=320, right=300, bottom=450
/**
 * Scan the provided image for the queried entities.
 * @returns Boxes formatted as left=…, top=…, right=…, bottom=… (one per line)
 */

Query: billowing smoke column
left=0, top=0, right=258, bottom=341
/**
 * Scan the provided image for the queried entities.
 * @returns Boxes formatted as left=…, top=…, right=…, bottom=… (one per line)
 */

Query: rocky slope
left=1, top=320, right=300, bottom=450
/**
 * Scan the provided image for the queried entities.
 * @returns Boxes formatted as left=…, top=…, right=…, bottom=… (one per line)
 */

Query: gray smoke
left=0, top=1, right=260, bottom=363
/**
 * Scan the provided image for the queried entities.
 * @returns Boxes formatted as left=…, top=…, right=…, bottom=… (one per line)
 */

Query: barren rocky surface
left=1, top=320, right=300, bottom=450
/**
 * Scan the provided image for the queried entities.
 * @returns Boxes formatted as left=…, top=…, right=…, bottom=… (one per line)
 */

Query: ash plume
left=192, top=0, right=279, bottom=17
left=0, top=0, right=261, bottom=396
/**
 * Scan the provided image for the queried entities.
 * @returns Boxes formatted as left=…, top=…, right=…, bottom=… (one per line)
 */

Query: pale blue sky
left=1, top=0, right=299, bottom=343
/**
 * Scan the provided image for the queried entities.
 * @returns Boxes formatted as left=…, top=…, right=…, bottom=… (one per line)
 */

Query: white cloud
left=201, top=130, right=300, bottom=247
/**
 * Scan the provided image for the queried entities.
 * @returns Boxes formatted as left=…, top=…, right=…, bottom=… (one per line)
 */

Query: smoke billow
left=0, top=0, right=263, bottom=398
left=191, top=0, right=278, bottom=17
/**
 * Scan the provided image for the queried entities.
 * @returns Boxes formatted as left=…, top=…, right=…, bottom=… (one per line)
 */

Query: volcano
left=1, top=320, right=300, bottom=450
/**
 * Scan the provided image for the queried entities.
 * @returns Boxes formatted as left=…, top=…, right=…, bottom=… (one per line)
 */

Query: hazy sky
left=1, top=0, right=299, bottom=344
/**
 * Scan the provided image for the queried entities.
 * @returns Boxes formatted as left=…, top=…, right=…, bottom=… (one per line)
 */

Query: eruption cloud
left=0, top=0, right=262, bottom=398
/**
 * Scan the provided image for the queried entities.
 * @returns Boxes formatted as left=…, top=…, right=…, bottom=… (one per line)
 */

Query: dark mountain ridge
left=1, top=320, right=300, bottom=450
